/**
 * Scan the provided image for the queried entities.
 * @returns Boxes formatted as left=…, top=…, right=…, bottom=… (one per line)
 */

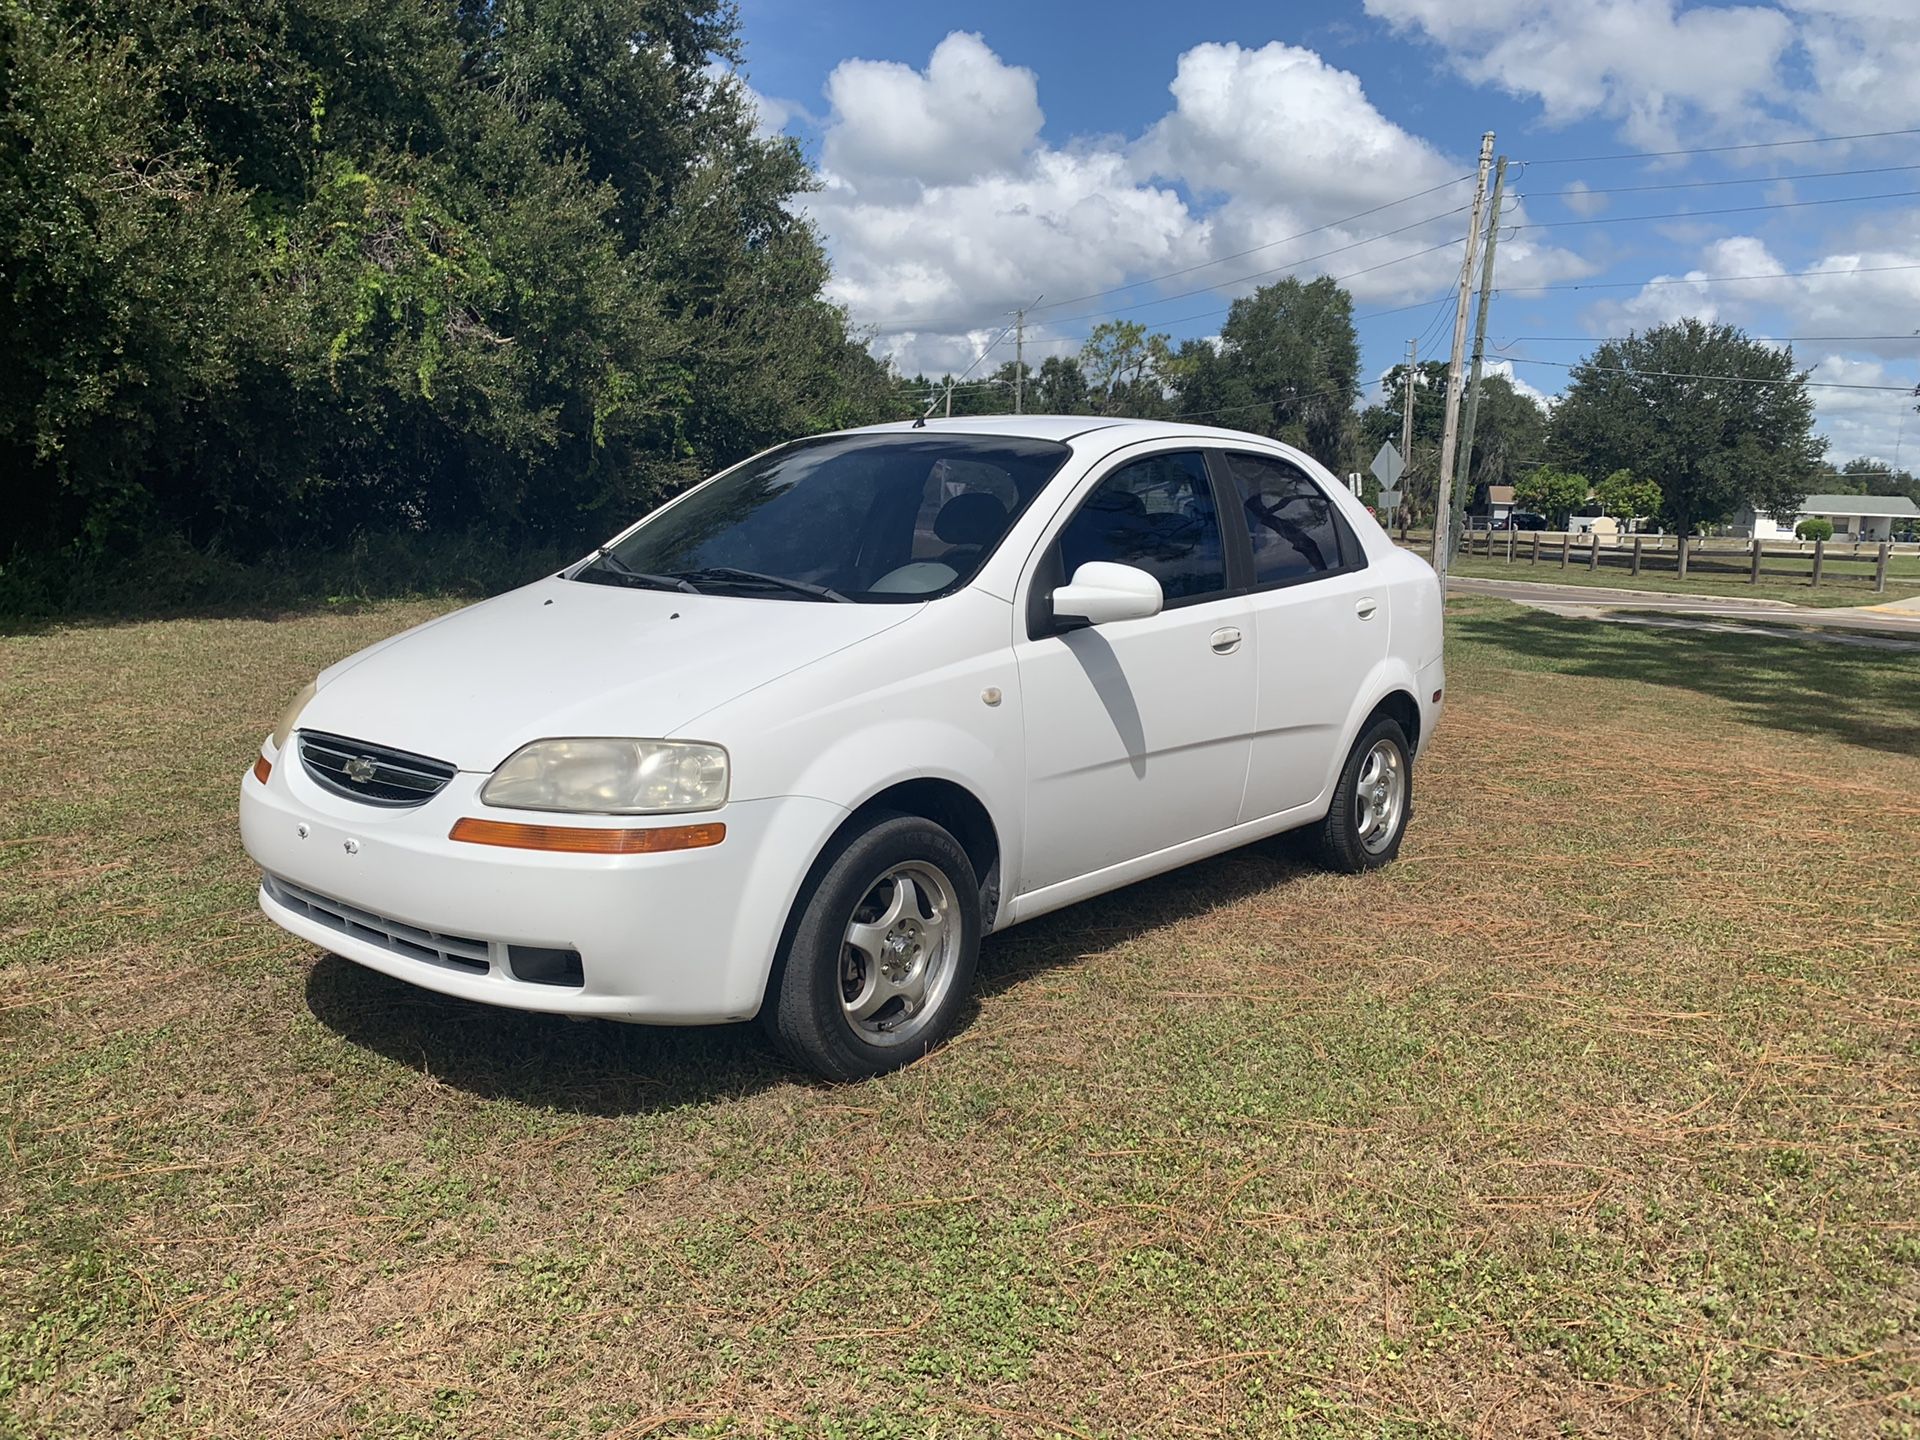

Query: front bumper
left=240, top=739, right=844, bottom=1023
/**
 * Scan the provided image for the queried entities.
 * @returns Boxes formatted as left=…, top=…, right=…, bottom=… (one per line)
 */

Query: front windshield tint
left=585, top=434, right=1073, bottom=602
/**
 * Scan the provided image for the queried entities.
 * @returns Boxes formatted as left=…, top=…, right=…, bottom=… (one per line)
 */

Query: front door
left=1013, top=449, right=1256, bottom=897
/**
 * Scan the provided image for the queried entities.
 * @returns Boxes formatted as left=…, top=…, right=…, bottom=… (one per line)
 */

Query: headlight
left=271, top=680, right=318, bottom=752
left=480, top=739, right=729, bottom=815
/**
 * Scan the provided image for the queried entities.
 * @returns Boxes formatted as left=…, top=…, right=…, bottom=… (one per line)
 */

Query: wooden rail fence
left=1456, top=530, right=1900, bottom=592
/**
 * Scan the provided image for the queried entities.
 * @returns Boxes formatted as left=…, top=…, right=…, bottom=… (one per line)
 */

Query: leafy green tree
left=1594, top=469, right=1662, bottom=526
left=1029, top=355, right=1092, bottom=415
left=1467, top=375, right=1548, bottom=492
left=1514, top=467, right=1589, bottom=529
left=1172, top=276, right=1359, bottom=463
left=1795, top=517, right=1834, bottom=541
left=0, top=0, right=897, bottom=581
left=1079, top=322, right=1179, bottom=417
left=1548, top=320, right=1825, bottom=537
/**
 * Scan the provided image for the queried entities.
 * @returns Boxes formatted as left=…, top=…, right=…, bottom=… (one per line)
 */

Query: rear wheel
left=767, top=813, right=980, bottom=1081
left=1313, top=716, right=1413, bottom=873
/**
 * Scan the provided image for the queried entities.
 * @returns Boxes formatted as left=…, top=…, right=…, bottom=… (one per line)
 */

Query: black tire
left=1313, top=716, right=1414, bottom=874
left=766, top=812, right=981, bottom=1081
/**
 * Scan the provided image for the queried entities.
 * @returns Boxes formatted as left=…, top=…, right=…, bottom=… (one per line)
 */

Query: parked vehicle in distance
left=241, top=418, right=1445, bottom=1078
left=1508, top=511, right=1549, bottom=531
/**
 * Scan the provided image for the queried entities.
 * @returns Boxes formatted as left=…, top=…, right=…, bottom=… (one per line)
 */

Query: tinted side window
left=1058, top=451, right=1227, bottom=603
left=1223, top=453, right=1350, bottom=586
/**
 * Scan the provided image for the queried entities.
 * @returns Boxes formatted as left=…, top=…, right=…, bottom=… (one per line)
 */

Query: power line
left=1548, top=162, right=1920, bottom=196
left=1494, top=333, right=1917, bottom=346
left=1499, top=357, right=1915, bottom=391
left=1519, top=126, right=1920, bottom=166
left=1507, top=188, right=1920, bottom=231
left=1497, top=260, right=1920, bottom=295
left=1505, top=187, right=1920, bottom=232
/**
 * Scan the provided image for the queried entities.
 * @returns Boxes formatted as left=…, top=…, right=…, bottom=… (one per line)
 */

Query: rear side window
left=1057, top=451, right=1227, bottom=603
left=1220, top=452, right=1359, bottom=587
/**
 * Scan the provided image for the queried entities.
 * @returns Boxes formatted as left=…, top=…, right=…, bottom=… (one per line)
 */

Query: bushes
left=1794, top=518, right=1835, bottom=542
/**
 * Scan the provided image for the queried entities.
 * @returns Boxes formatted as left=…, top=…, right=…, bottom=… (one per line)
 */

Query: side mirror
left=1050, top=561, right=1164, bottom=630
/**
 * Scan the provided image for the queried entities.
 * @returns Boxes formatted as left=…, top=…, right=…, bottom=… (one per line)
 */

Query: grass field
left=1439, top=551, right=1920, bottom=609
left=3, top=596, right=1918, bottom=1438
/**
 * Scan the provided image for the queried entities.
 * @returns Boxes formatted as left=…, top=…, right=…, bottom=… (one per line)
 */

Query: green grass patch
left=1, top=596, right=1916, bottom=1436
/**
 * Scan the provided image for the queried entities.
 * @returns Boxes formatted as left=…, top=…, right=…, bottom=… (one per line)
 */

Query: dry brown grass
left=2, top=595, right=1916, bottom=1438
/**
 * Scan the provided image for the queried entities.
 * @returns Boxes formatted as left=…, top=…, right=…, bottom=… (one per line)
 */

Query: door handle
left=1210, top=626, right=1243, bottom=654
left=1355, top=596, right=1378, bottom=620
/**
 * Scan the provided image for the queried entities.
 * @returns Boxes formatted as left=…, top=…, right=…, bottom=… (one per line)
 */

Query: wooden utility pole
left=1445, top=153, right=1508, bottom=563
left=1011, top=305, right=1027, bottom=414
left=1399, top=338, right=1417, bottom=524
left=1432, top=131, right=1495, bottom=580
left=1008, top=294, right=1041, bottom=415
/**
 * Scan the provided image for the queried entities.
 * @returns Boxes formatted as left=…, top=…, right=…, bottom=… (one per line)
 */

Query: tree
left=1514, top=466, right=1589, bottom=528
left=1356, top=364, right=1543, bottom=521
left=1079, top=322, right=1179, bottom=417
left=1467, top=375, right=1549, bottom=492
left=1795, top=517, right=1834, bottom=541
left=1594, top=469, right=1662, bottom=527
left=1172, top=276, right=1360, bottom=463
left=0, top=0, right=897, bottom=580
left=1548, top=320, right=1825, bottom=537
left=1029, top=355, right=1092, bottom=415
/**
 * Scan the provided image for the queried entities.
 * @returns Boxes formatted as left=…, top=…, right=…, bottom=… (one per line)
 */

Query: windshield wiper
left=583, top=548, right=701, bottom=593
left=676, top=566, right=850, bottom=602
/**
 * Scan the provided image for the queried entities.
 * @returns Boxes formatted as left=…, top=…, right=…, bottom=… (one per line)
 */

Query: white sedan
left=241, top=417, right=1444, bottom=1078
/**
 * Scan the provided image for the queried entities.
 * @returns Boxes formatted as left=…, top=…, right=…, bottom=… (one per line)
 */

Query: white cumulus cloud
left=799, top=32, right=1587, bottom=377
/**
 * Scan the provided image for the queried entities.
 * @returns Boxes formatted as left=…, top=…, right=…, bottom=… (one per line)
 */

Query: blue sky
left=732, top=0, right=1919, bottom=469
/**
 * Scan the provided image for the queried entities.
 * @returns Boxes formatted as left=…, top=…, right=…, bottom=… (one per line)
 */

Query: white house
left=1734, top=494, right=1920, bottom=542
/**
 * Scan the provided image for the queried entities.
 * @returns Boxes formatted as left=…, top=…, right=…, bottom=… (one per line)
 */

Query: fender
left=1307, top=653, right=1429, bottom=815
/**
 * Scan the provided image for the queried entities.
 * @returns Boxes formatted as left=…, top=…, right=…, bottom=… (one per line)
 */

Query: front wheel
left=1312, top=717, right=1413, bottom=873
left=766, top=813, right=980, bottom=1081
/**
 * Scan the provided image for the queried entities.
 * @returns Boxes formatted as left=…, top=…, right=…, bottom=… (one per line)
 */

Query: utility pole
left=1447, top=154, right=1508, bottom=563
left=1432, top=130, right=1495, bottom=580
left=1009, top=295, right=1042, bottom=414
left=1399, top=338, right=1417, bottom=528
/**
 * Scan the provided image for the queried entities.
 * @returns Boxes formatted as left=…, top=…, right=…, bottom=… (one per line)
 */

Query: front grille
left=263, top=875, right=490, bottom=975
left=298, top=730, right=455, bottom=807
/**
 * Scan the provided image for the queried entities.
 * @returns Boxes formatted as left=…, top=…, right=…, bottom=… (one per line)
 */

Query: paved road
left=1447, top=574, right=1920, bottom=650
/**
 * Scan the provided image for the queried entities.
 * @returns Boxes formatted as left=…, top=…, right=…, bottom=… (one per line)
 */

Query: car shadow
left=301, top=835, right=1316, bottom=1115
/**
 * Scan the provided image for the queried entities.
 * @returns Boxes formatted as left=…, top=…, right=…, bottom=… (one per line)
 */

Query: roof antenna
left=914, top=305, right=1031, bottom=428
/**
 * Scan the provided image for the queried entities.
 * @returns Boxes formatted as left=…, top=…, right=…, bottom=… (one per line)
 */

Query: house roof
left=1799, top=493, right=1920, bottom=517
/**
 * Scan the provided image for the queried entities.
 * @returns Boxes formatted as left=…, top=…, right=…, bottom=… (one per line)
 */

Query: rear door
left=1210, top=449, right=1388, bottom=821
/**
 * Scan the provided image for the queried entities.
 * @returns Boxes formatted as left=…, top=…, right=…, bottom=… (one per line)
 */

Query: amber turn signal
left=252, top=754, right=273, bottom=784
left=447, top=818, right=725, bottom=854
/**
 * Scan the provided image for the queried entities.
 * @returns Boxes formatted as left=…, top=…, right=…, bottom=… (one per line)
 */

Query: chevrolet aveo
left=241, top=417, right=1444, bottom=1079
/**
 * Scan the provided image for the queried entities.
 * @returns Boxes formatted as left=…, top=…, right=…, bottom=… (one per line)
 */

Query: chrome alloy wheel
left=840, top=861, right=960, bottom=1046
left=1354, top=738, right=1407, bottom=855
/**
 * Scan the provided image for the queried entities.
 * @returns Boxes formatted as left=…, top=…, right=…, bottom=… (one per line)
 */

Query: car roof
left=840, top=414, right=1291, bottom=449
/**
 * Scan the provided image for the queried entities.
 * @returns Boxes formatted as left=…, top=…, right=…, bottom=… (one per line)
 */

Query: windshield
left=577, top=433, right=1073, bottom=603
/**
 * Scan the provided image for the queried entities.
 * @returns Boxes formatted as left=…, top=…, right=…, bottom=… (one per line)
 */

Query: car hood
left=300, top=576, right=918, bottom=770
